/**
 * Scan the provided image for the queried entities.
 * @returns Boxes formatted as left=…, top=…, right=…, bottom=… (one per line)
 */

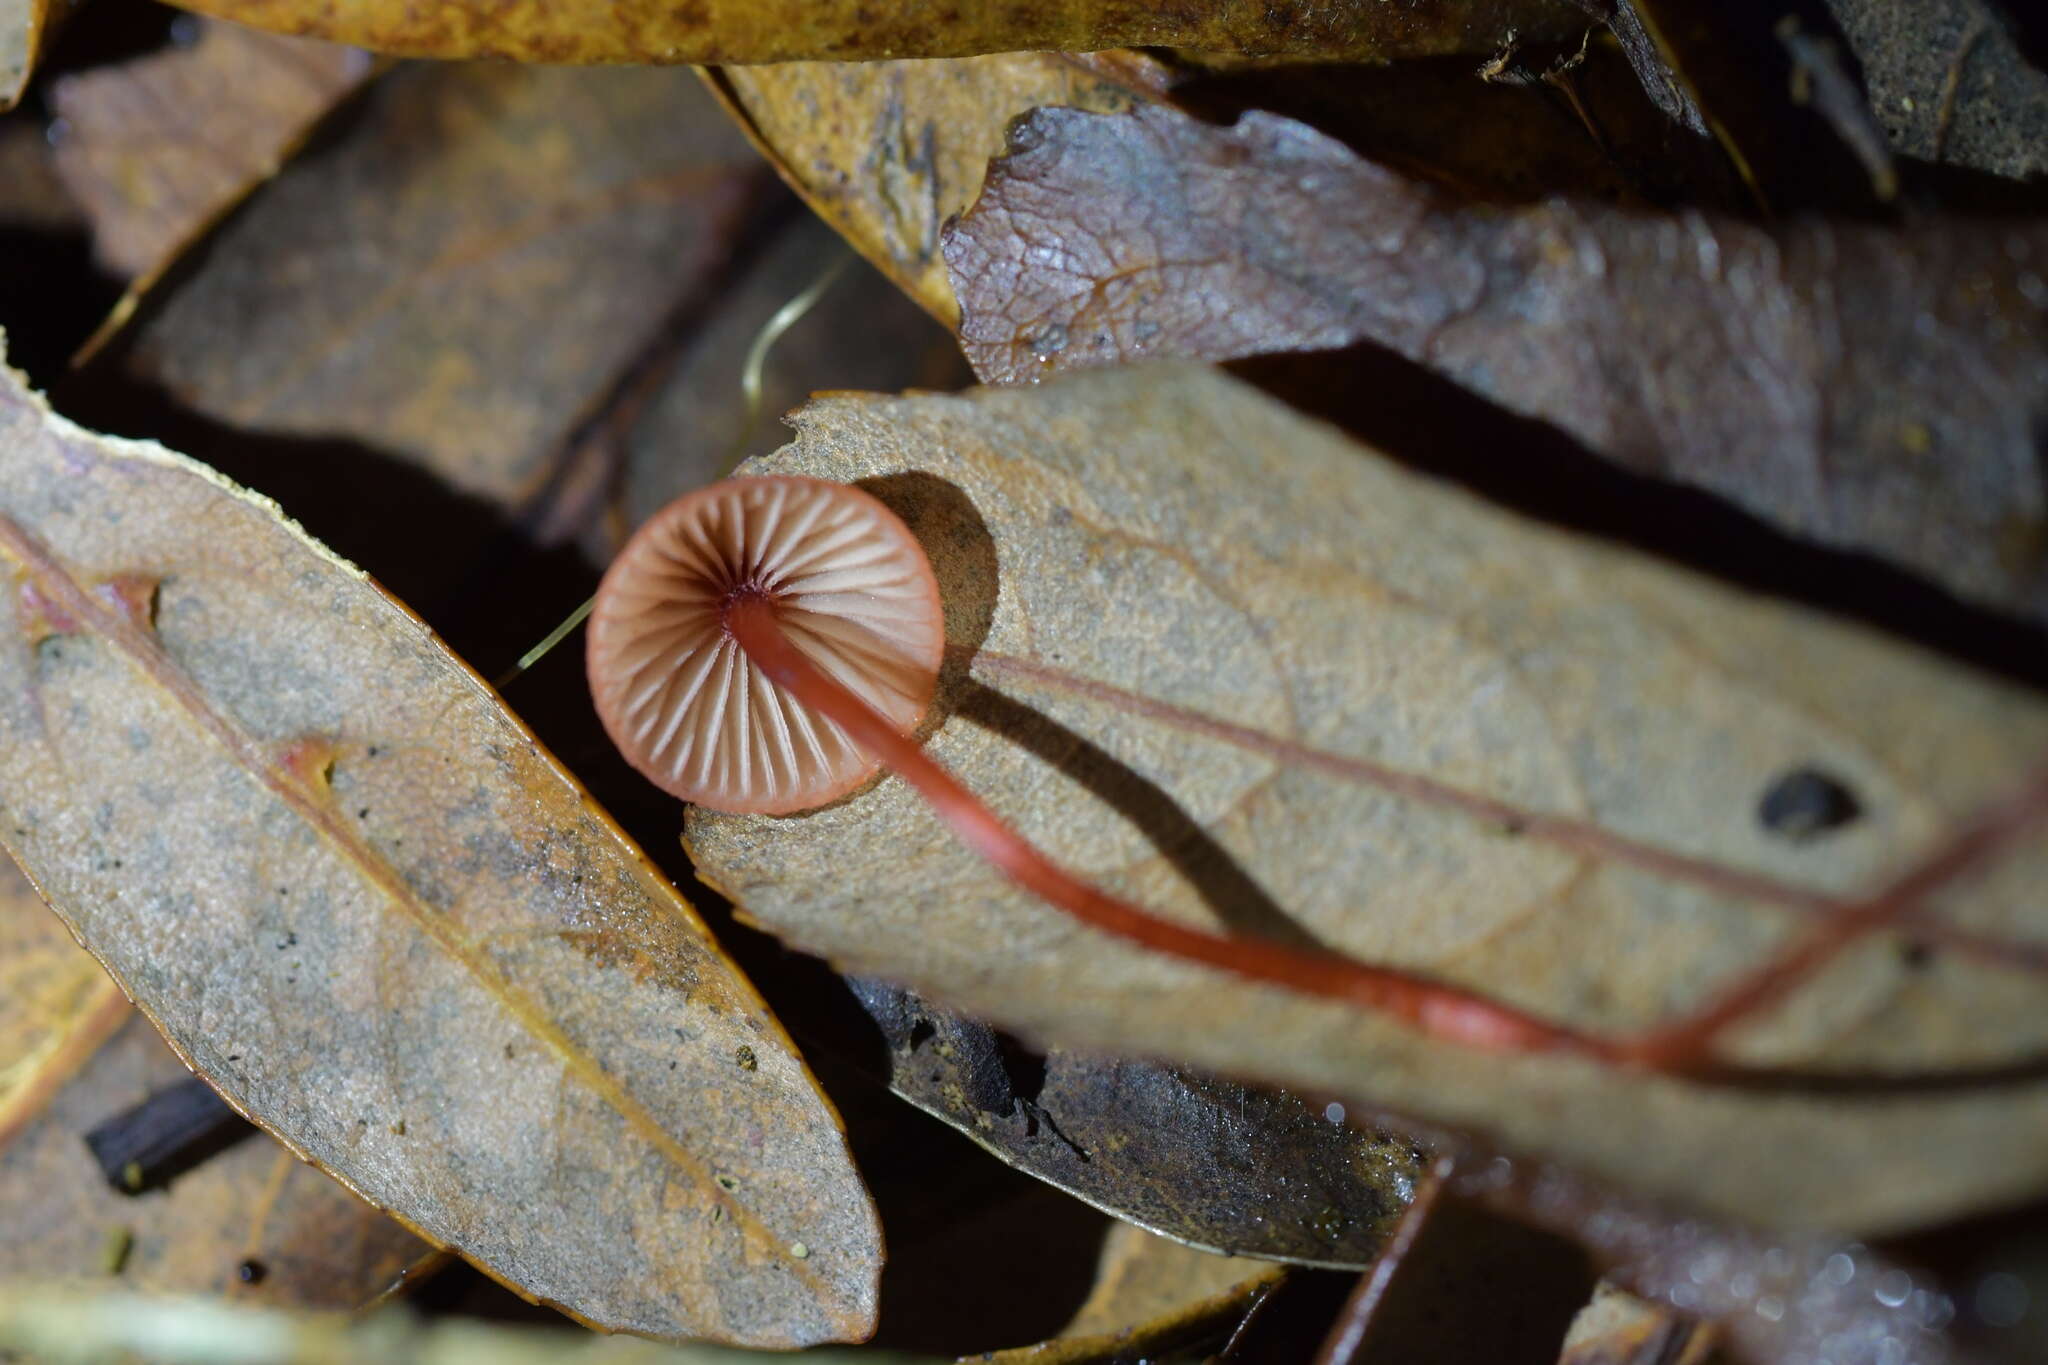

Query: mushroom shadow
left=856, top=469, right=1000, bottom=713
left=860, top=468, right=1329, bottom=955
left=957, top=680, right=1330, bottom=955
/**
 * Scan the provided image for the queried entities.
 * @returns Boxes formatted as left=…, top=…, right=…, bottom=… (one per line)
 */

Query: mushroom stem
left=724, top=596, right=1619, bottom=1063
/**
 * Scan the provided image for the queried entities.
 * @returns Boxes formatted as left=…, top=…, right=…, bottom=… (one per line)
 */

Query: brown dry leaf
left=708, top=55, right=1161, bottom=326
left=0, top=1012, right=426, bottom=1305
left=1556, top=1282, right=1720, bottom=1365
left=164, top=0, right=1578, bottom=66
left=981, top=1222, right=1282, bottom=1364
left=0, top=850, right=126, bottom=1148
left=687, top=364, right=2048, bottom=1236
left=944, top=105, right=2048, bottom=622
left=0, top=347, right=881, bottom=1344
left=49, top=18, right=374, bottom=282
left=114, top=61, right=774, bottom=514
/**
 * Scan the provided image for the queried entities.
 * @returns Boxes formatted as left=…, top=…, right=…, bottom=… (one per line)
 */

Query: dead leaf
left=113, top=61, right=775, bottom=514
left=0, top=0, right=63, bottom=111
left=851, top=979, right=1425, bottom=1268
left=707, top=55, right=1161, bottom=326
left=944, top=104, right=2048, bottom=620
left=982, top=1222, right=1283, bottom=1364
left=0, top=849, right=126, bottom=1149
left=686, top=363, right=2048, bottom=1236
left=0, top=1012, right=426, bottom=1306
left=162, top=0, right=1579, bottom=66
left=1556, top=1282, right=1720, bottom=1365
left=0, top=344, right=881, bottom=1344
left=48, top=18, right=374, bottom=281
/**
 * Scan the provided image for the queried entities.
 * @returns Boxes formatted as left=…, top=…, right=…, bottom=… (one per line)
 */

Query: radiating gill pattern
left=589, top=476, right=946, bottom=814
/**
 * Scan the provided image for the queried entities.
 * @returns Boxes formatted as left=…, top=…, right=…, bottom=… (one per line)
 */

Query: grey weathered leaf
left=851, top=979, right=1424, bottom=1268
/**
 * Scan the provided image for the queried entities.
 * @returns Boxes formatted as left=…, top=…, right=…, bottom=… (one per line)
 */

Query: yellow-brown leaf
left=164, top=0, right=1578, bottom=66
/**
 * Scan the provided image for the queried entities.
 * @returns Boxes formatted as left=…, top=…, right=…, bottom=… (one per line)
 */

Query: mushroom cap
left=588, top=475, right=946, bottom=815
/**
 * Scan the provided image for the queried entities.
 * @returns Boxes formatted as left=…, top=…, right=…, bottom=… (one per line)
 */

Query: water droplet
left=1874, top=1268, right=1913, bottom=1308
left=1822, top=1251, right=1857, bottom=1287
left=1757, top=1296, right=1786, bottom=1322
left=1323, top=1102, right=1346, bottom=1124
left=1976, top=1272, right=2029, bottom=1328
left=1669, top=1282, right=1701, bottom=1311
left=1764, top=1247, right=1794, bottom=1278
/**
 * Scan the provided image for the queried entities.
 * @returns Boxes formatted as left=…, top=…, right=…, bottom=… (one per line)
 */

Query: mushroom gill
left=586, top=475, right=944, bottom=814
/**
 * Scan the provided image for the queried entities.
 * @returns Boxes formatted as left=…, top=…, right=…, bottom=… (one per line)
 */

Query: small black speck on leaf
left=1758, top=767, right=1862, bottom=841
left=236, top=1258, right=266, bottom=1284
